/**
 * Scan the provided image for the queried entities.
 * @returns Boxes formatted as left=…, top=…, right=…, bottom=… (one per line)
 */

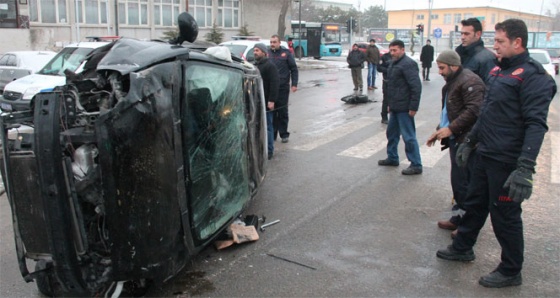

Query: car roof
left=62, top=41, right=112, bottom=49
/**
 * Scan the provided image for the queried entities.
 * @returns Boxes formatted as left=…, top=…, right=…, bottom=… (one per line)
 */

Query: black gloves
left=455, top=134, right=477, bottom=167
left=504, top=157, right=536, bottom=203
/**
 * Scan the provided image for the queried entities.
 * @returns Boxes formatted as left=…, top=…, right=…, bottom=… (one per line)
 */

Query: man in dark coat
left=377, top=40, right=423, bottom=175
left=377, top=52, right=392, bottom=123
left=269, top=34, right=298, bottom=143
left=253, top=43, right=279, bottom=160
left=420, top=39, right=434, bottom=81
left=437, top=19, right=556, bottom=288
left=347, top=43, right=366, bottom=92
left=456, top=18, right=496, bottom=82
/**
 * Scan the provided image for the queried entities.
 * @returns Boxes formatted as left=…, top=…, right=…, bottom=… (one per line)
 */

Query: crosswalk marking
left=551, top=131, right=560, bottom=184
left=337, top=130, right=387, bottom=159
left=417, top=141, right=449, bottom=167
left=293, top=117, right=374, bottom=151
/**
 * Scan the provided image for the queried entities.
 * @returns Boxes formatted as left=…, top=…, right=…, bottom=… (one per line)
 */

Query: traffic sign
left=434, top=28, right=442, bottom=39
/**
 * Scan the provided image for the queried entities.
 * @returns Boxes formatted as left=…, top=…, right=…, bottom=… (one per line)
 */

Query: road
left=1, top=58, right=559, bottom=297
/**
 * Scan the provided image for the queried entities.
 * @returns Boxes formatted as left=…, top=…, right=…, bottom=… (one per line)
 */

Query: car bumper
left=0, top=96, right=31, bottom=112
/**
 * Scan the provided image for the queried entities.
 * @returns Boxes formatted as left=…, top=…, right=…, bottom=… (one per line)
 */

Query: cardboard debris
left=214, top=223, right=259, bottom=250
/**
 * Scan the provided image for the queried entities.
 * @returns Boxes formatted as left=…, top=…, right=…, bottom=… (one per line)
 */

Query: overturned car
left=0, top=13, right=267, bottom=297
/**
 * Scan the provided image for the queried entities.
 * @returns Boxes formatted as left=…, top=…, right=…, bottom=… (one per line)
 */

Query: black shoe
left=268, top=153, right=273, bottom=160
left=479, top=271, right=522, bottom=288
left=381, top=119, right=388, bottom=124
left=353, top=88, right=358, bottom=91
left=426, top=78, right=430, bottom=81
left=281, top=137, right=289, bottom=143
left=378, top=158, right=399, bottom=166
left=402, top=166, right=422, bottom=175
left=436, top=245, right=475, bottom=261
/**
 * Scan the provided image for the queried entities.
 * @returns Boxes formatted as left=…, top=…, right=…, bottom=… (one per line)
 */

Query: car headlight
left=22, top=87, right=42, bottom=100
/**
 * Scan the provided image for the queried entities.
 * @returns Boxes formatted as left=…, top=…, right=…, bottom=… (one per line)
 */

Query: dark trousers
left=381, top=80, right=388, bottom=120
left=453, top=154, right=524, bottom=276
left=273, top=86, right=290, bottom=140
left=448, top=139, right=474, bottom=225
left=422, top=67, right=431, bottom=80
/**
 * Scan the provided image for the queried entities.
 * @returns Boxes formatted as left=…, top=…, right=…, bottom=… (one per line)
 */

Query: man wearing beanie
left=426, top=49, right=485, bottom=239
left=253, top=43, right=279, bottom=160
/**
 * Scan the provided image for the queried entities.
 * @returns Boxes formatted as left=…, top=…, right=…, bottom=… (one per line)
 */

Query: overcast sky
left=335, top=0, right=559, bottom=15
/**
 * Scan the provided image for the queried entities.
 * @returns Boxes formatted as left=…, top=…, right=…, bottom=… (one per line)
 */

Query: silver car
left=0, top=51, right=56, bottom=94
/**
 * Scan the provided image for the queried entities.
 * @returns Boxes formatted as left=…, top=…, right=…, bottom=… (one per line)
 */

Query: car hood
left=3, top=73, right=66, bottom=93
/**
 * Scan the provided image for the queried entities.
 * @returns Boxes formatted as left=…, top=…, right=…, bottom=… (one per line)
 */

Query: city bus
left=289, top=21, right=343, bottom=59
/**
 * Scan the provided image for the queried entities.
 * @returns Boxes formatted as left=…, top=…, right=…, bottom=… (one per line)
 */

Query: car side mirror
left=171, top=12, right=198, bottom=45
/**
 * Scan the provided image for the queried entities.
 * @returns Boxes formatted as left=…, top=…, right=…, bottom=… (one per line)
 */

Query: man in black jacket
left=456, top=18, right=496, bottom=82
left=420, top=39, right=434, bottom=81
left=377, top=40, right=423, bottom=175
left=269, top=35, right=298, bottom=143
left=347, top=43, right=366, bottom=92
left=437, top=19, right=556, bottom=288
left=377, top=52, right=392, bottom=124
left=253, top=43, right=279, bottom=160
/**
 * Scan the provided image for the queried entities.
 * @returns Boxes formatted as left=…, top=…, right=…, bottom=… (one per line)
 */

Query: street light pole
left=298, top=0, right=302, bottom=60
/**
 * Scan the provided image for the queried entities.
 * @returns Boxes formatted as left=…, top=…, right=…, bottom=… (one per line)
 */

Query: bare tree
left=278, top=0, right=291, bottom=38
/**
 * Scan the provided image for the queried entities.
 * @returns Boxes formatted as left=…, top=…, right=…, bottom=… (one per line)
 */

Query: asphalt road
left=1, top=59, right=559, bottom=297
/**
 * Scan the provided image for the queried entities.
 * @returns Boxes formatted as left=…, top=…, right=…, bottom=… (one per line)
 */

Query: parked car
left=0, top=12, right=267, bottom=297
left=355, top=42, right=389, bottom=56
left=0, top=41, right=111, bottom=112
left=219, top=39, right=289, bottom=62
left=543, top=48, right=559, bottom=74
left=528, top=49, right=556, bottom=76
left=0, top=51, right=56, bottom=94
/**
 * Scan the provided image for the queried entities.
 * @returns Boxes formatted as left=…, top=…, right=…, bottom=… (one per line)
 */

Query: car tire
left=35, top=260, right=54, bottom=297
left=295, top=47, right=303, bottom=58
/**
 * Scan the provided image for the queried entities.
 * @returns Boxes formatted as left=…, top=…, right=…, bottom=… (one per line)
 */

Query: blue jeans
left=386, top=111, right=422, bottom=167
left=267, top=110, right=274, bottom=155
left=367, top=63, right=377, bottom=87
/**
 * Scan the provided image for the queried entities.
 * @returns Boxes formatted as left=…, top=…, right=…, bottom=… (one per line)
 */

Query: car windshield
left=183, top=62, right=250, bottom=241
left=38, top=47, right=94, bottom=76
left=530, top=52, right=550, bottom=64
left=222, top=44, right=248, bottom=58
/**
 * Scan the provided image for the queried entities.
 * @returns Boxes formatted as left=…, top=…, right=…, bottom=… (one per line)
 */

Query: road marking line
left=337, top=130, right=386, bottom=159
left=415, top=142, right=449, bottom=168
left=293, top=117, right=374, bottom=151
left=551, top=131, right=560, bottom=184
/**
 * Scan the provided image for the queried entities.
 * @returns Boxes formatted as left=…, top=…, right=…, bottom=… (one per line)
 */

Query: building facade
left=389, top=6, right=554, bottom=39
left=0, top=0, right=294, bottom=52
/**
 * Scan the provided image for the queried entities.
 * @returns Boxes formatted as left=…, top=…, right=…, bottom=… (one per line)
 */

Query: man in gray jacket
left=377, top=40, right=423, bottom=175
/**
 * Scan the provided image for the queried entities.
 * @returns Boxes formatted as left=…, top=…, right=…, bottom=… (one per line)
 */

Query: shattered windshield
left=38, top=47, right=93, bottom=76
left=182, top=62, right=249, bottom=240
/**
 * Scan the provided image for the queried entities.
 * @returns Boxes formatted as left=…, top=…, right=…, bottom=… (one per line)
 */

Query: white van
left=0, top=42, right=110, bottom=112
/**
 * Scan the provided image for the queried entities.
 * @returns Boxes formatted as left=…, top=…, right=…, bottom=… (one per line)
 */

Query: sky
left=333, top=0, right=558, bottom=15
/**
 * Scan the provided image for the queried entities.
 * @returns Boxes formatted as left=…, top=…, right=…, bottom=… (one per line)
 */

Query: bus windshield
left=323, top=29, right=340, bottom=43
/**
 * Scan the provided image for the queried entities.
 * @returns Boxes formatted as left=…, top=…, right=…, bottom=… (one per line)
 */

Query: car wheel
left=35, top=260, right=54, bottom=297
left=295, top=47, right=303, bottom=58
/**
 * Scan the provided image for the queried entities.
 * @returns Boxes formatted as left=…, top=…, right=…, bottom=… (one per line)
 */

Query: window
left=154, top=0, right=181, bottom=26
left=218, top=0, right=239, bottom=28
left=431, top=14, right=439, bottom=20
left=29, top=0, right=67, bottom=23
left=491, top=13, right=496, bottom=24
left=454, top=13, right=461, bottom=24
left=188, top=0, right=212, bottom=28
left=118, top=0, right=148, bottom=26
left=416, top=14, right=424, bottom=20
left=0, top=0, right=17, bottom=28
left=0, top=54, right=16, bottom=66
left=75, top=0, right=108, bottom=24
left=464, top=13, right=474, bottom=19
left=182, top=62, right=248, bottom=241
left=444, top=13, right=451, bottom=24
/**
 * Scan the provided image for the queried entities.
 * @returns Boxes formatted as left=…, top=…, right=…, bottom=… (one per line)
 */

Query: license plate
left=1, top=102, right=13, bottom=111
